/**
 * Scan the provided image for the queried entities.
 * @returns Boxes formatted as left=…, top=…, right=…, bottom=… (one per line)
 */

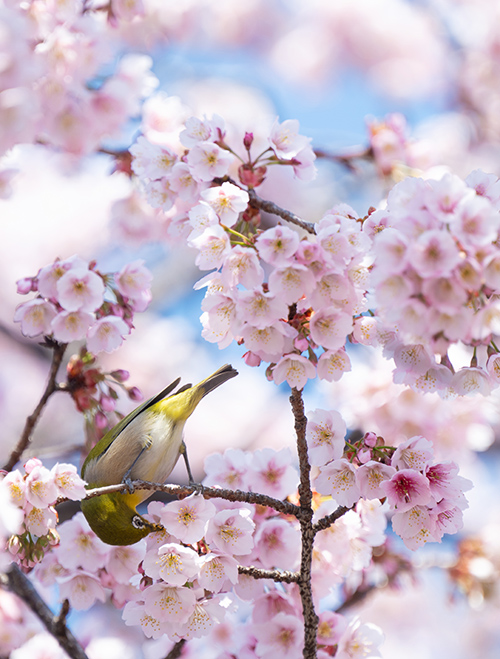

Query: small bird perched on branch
left=80, top=364, right=238, bottom=545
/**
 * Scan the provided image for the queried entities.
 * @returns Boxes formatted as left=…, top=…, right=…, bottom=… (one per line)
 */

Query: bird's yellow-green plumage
left=80, top=364, right=238, bottom=545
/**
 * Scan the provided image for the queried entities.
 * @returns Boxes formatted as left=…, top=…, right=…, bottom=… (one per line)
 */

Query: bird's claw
left=123, top=476, right=135, bottom=494
left=190, top=480, right=205, bottom=496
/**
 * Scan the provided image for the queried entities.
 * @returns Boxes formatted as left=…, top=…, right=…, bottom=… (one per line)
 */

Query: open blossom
left=57, top=571, right=107, bottom=610
left=14, top=299, right=57, bottom=337
left=25, top=465, right=58, bottom=508
left=336, top=618, right=384, bottom=659
left=143, top=582, right=196, bottom=623
left=268, top=264, right=316, bottom=305
left=255, top=225, right=300, bottom=266
left=254, top=612, right=304, bottom=659
left=201, top=182, right=249, bottom=226
left=309, top=308, right=353, bottom=351
left=186, top=142, right=233, bottom=182
left=315, top=459, right=360, bottom=507
left=56, top=513, right=109, bottom=571
left=355, top=462, right=396, bottom=500
left=86, top=315, right=130, bottom=353
left=197, top=552, right=239, bottom=592
left=143, top=543, right=199, bottom=585
left=317, top=349, right=351, bottom=382
left=115, top=260, right=152, bottom=301
left=254, top=518, right=301, bottom=570
left=221, top=246, right=264, bottom=288
left=160, top=494, right=216, bottom=544
left=391, top=506, right=437, bottom=549
left=205, top=508, right=255, bottom=556
left=51, top=310, right=93, bottom=342
left=190, top=225, right=231, bottom=270
left=123, top=600, right=166, bottom=639
left=238, top=289, right=288, bottom=329
left=247, top=448, right=298, bottom=500
left=380, top=469, right=432, bottom=513
left=269, top=117, right=309, bottom=158
left=272, top=354, right=316, bottom=390
left=56, top=267, right=105, bottom=312
left=391, top=436, right=434, bottom=471
left=204, top=449, right=250, bottom=490
left=51, top=463, right=87, bottom=500
left=306, top=409, right=346, bottom=466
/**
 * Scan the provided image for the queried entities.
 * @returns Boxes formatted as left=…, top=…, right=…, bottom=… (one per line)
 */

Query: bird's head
left=80, top=493, right=163, bottom=546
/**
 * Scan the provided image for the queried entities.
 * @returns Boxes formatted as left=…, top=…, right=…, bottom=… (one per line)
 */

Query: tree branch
left=82, top=481, right=304, bottom=519
left=289, top=388, right=318, bottom=659
left=247, top=189, right=316, bottom=234
left=313, top=505, right=351, bottom=533
left=3, top=341, right=67, bottom=472
left=165, top=639, right=186, bottom=659
left=238, top=565, right=299, bottom=584
left=1, top=564, right=89, bottom=659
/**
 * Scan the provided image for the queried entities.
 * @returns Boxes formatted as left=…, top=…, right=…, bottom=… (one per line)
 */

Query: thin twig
left=83, top=481, right=303, bottom=519
left=1, top=564, right=89, bottom=659
left=313, top=506, right=350, bottom=533
left=289, top=388, right=318, bottom=659
left=238, top=565, right=299, bottom=584
left=3, top=341, right=67, bottom=472
left=247, top=190, right=316, bottom=234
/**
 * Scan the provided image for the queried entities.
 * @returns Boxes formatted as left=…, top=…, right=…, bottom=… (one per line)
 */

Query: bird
left=80, top=364, right=238, bottom=545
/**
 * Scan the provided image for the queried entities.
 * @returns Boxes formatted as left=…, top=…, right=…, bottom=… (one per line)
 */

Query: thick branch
left=238, top=565, right=299, bottom=584
left=248, top=190, right=316, bottom=234
left=83, top=481, right=303, bottom=519
left=3, top=341, right=67, bottom=472
left=289, top=388, right=318, bottom=659
left=1, top=564, right=89, bottom=659
left=165, top=639, right=186, bottom=659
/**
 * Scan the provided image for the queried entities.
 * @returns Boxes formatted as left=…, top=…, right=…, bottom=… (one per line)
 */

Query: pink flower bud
left=110, top=369, right=130, bottom=382
left=363, top=432, right=378, bottom=448
left=99, top=394, right=116, bottom=412
left=294, top=337, right=309, bottom=352
left=243, top=132, right=254, bottom=149
left=16, top=277, right=35, bottom=294
left=244, top=351, right=261, bottom=367
left=357, top=448, right=372, bottom=464
left=128, top=386, right=143, bottom=401
left=24, top=457, right=42, bottom=474
left=95, top=411, right=108, bottom=429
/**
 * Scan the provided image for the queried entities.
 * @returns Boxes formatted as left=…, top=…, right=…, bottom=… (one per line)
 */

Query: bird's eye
left=132, top=515, right=147, bottom=529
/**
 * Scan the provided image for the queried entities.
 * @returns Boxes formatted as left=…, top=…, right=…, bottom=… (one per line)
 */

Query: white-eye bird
left=80, top=364, right=238, bottom=545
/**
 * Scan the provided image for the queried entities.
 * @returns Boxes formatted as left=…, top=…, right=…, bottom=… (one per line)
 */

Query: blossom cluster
left=1, top=458, right=86, bottom=570
left=307, top=410, right=472, bottom=550
left=15, top=255, right=152, bottom=355
left=0, top=1, right=157, bottom=160
left=369, top=171, right=500, bottom=396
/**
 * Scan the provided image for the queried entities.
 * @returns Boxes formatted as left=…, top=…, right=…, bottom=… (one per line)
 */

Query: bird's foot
left=189, top=480, right=205, bottom=496
left=123, top=476, right=135, bottom=494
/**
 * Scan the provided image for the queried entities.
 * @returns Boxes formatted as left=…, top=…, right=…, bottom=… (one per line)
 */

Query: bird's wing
left=81, top=376, right=182, bottom=479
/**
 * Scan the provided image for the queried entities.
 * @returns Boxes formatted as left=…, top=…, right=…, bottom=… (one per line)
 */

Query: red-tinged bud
left=357, top=448, right=372, bottom=464
left=100, top=394, right=116, bottom=412
left=243, top=132, right=254, bottom=149
left=16, top=277, right=35, bottom=294
left=238, top=164, right=267, bottom=188
left=243, top=351, right=261, bottom=367
left=110, top=369, right=130, bottom=382
left=364, top=431, right=378, bottom=447
left=72, top=389, right=93, bottom=412
left=294, top=337, right=309, bottom=352
left=128, top=386, right=143, bottom=401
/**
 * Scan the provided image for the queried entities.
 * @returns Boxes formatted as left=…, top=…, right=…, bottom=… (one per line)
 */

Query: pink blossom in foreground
left=380, top=469, right=432, bottom=513
left=197, top=552, right=239, bottom=592
left=204, top=449, right=251, bottom=490
left=272, top=354, right=316, bottom=390
left=142, top=582, right=196, bottom=624
left=254, top=612, right=304, bottom=659
left=355, top=461, right=396, bottom=500
left=13, top=299, right=57, bottom=337
left=143, top=543, right=199, bottom=585
left=317, top=349, right=351, bottom=381
left=50, top=310, right=93, bottom=342
left=56, top=267, right=105, bottom=312
left=253, top=518, right=301, bottom=570
left=205, top=508, right=255, bottom=556
left=306, top=409, right=346, bottom=466
left=57, top=571, right=107, bottom=610
left=391, top=436, right=434, bottom=471
left=255, top=225, right=300, bottom=266
left=24, top=465, right=58, bottom=509
left=186, top=142, right=233, bottom=182
left=336, top=618, right=384, bottom=659
left=56, top=513, right=109, bottom=572
left=315, top=459, right=360, bottom=507
left=201, top=182, right=249, bottom=226
left=160, top=494, right=216, bottom=544
left=122, top=600, right=166, bottom=639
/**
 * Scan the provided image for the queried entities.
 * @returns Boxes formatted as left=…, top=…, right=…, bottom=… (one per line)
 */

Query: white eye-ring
left=132, top=515, right=147, bottom=529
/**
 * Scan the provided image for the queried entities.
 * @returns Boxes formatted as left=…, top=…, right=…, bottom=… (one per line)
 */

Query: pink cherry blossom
left=306, top=409, right=346, bottom=466
left=160, top=494, right=216, bottom=544
left=36, top=256, right=87, bottom=299
left=391, top=505, right=438, bottom=549
left=142, top=582, right=196, bottom=624
left=24, top=504, right=57, bottom=537
left=381, top=469, right=432, bottom=512
left=204, top=449, right=251, bottom=490
left=197, top=552, right=239, bottom=592
left=254, top=612, right=304, bottom=659
left=269, top=117, right=308, bottom=158
left=86, top=316, right=130, bottom=354
left=115, top=260, right=153, bottom=302
left=201, top=182, right=249, bottom=227
left=180, top=115, right=218, bottom=147
left=50, top=310, right=93, bottom=342
left=105, top=542, right=146, bottom=584
left=3, top=470, right=26, bottom=509
left=268, top=264, right=316, bottom=305
left=25, top=465, right=58, bottom=508
left=317, top=610, right=348, bottom=646
left=186, top=142, right=233, bottom=182
left=56, top=513, right=109, bottom=571
left=272, top=354, right=316, bottom=390
left=143, top=543, right=199, bottom=585
left=221, top=246, right=265, bottom=288
left=237, top=289, right=288, bottom=329
left=315, top=459, right=360, bottom=507
left=355, top=461, right=396, bottom=500
left=255, top=225, right=300, bottom=266
left=190, top=225, right=232, bottom=270
left=205, top=508, right=255, bottom=556
left=247, top=448, right=298, bottom=499
left=391, top=436, right=434, bottom=471
left=317, top=349, right=351, bottom=382
left=14, top=299, right=57, bottom=337
left=56, top=267, right=105, bottom=312
left=309, top=307, right=353, bottom=351
left=57, top=571, right=107, bottom=610
left=254, top=519, right=301, bottom=570
left=51, top=463, right=87, bottom=501
left=336, top=618, right=384, bottom=659
left=122, top=600, right=168, bottom=639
